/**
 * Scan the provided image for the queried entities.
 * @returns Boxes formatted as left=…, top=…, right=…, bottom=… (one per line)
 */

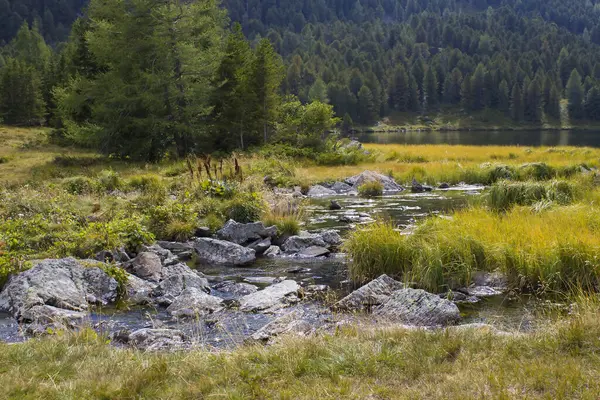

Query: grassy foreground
left=1, top=305, right=600, bottom=399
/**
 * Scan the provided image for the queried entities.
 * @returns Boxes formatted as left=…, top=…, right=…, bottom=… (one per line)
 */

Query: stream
left=0, top=187, right=561, bottom=346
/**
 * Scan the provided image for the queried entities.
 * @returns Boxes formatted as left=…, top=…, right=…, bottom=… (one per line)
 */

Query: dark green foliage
left=567, top=69, right=585, bottom=120
left=0, top=58, right=45, bottom=125
left=585, top=86, right=600, bottom=120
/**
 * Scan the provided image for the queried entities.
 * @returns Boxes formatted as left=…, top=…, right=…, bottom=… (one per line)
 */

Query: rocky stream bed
left=0, top=171, right=555, bottom=350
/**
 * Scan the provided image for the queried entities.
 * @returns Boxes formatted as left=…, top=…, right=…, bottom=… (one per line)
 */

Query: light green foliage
left=0, top=57, right=46, bottom=125
left=62, top=176, right=96, bottom=195
left=99, top=263, right=129, bottom=299
left=275, top=96, right=340, bottom=150
left=357, top=181, right=383, bottom=197
left=96, top=170, right=122, bottom=192
left=224, top=192, right=265, bottom=223
left=146, top=201, right=198, bottom=241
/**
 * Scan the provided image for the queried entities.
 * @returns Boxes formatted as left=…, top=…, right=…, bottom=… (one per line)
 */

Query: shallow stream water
left=0, top=187, right=560, bottom=346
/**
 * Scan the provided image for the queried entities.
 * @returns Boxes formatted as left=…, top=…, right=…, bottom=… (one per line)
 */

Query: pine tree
left=585, top=86, right=600, bottom=120
left=407, top=73, right=420, bottom=112
left=510, top=83, right=524, bottom=122
left=250, top=38, right=285, bottom=144
left=210, top=23, right=256, bottom=151
left=357, top=85, right=377, bottom=125
left=424, top=67, right=438, bottom=110
left=525, top=78, right=543, bottom=123
left=389, top=65, right=409, bottom=111
left=566, top=69, right=585, bottom=120
left=0, top=58, right=46, bottom=125
left=498, top=79, right=510, bottom=113
left=470, top=63, right=486, bottom=110
left=546, top=84, right=561, bottom=119
left=55, top=0, right=227, bottom=160
left=443, top=68, right=462, bottom=104
left=308, top=78, right=329, bottom=103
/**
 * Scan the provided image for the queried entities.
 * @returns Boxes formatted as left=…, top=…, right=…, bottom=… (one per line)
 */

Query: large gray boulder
left=334, top=274, right=405, bottom=311
left=282, top=233, right=327, bottom=253
left=374, top=288, right=461, bottom=326
left=126, top=252, right=163, bottom=282
left=156, top=241, right=194, bottom=257
left=191, top=238, right=256, bottom=265
left=217, top=220, right=277, bottom=245
left=212, top=281, right=258, bottom=297
left=307, top=185, right=337, bottom=198
left=20, top=305, right=88, bottom=327
left=166, top=288, right=223, bottom=318
left=128, top=328, right=189, bottom=351
left=331, top=181, right=354, bottom=194
left=0, top=258, right=117, bottom=321
left=250, top=310, right=314, bottom=343
left=320, top=230, right=343, bottom=247
left=238, top=280, right=300, bottom=313
left=125, top=274, right=157, bottom=305
left=152, top=263, right=210, bottom=306
left=345, top=170, right=404, bottom=193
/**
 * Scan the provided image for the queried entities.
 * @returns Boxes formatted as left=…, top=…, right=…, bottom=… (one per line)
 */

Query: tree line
left=4, top=0, right=600, bottom=160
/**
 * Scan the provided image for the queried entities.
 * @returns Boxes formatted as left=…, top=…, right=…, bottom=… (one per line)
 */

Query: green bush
left=197, top=179, right=237, bottom=198
left=358, top=181, right=384, bottom=197
left=62, top=176, right=97, bottom=195
left=223, top=192, right=265, bottom=223
left=146, top=201, right=198, bottom=240
left=127, top=174, right=166, bottom=196
left=97, top=170, right=123, bottom=192
left=74, top=217, right=154, bottom=257
left=98, top=263, right=129, bottom=299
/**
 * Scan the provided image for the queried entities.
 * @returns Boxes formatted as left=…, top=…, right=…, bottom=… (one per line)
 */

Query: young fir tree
left=357, top=85, right=377, bottom=125
left=424, top=67, right=438, bottom=110
left=566, top=69, right=585, bottom=120
left=0, top=58, right=46, bottom=125
left=510, top=83, right=524, bottom=122
left=249, top=38, right=285, bottom=144
left=389, top=64, right=409, bottom=111
left=210, top=23, right=256, bottom=151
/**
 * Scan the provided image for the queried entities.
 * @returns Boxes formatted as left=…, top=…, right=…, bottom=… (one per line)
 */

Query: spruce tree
left=424, top=67, right=438, bottom=110
left=357, top=85, right=377, bottom=125
left=250, top=38, right=285, bottom=144
left=0, top=58, right=46, bottom=125
left=389, top=65, right=409, bottom=111
left=566, top=69, right=585, bottom=120
left=510, top=83, right=524, bottom=122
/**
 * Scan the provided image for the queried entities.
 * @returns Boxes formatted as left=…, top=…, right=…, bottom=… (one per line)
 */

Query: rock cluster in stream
left=0, top=171, right=507, bottom=350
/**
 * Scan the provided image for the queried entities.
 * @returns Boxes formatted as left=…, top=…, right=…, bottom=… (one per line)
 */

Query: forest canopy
left=3, top=0, right=600, bottom=159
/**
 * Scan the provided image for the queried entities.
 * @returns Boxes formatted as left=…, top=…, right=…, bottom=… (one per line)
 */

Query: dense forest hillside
left=3, top=0, right=600, bottom=159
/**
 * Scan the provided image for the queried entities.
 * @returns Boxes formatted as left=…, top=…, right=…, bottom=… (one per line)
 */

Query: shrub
left=127, top=174, right=166, bottom=196
left=202, top=213, right=225, bottom=232
left=146, top=201, right=198, bottom=240
left=223, top=192, right=265, bottom=223
left=163, top=220, right=197, bottom=242
left=62, top=176, right=97, bottom=195
left=197, top=179, right=237, bottom=198
left=74, top=216, right=154, bottom=257
left=97, top=170, right=123, bottom=192
left=358, top=181, right=383, bottom=197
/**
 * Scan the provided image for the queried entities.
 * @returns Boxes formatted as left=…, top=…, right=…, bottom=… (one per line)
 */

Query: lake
left=359, top=129, right=600, bottom=147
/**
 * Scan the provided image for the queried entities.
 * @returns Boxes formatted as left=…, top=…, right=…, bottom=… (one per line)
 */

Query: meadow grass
left=357, top=180, right=384, bottom=197
left=486, top=179, right=578, bottom=211
left=1, top=303, right=600, bottom=399
left=296, top=144, right=599, bottom=185
left=344, top=204, right=600, bottom=293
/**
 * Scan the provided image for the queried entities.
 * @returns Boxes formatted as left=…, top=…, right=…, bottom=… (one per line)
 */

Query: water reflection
left=359, top=129, right=600, bottom=147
